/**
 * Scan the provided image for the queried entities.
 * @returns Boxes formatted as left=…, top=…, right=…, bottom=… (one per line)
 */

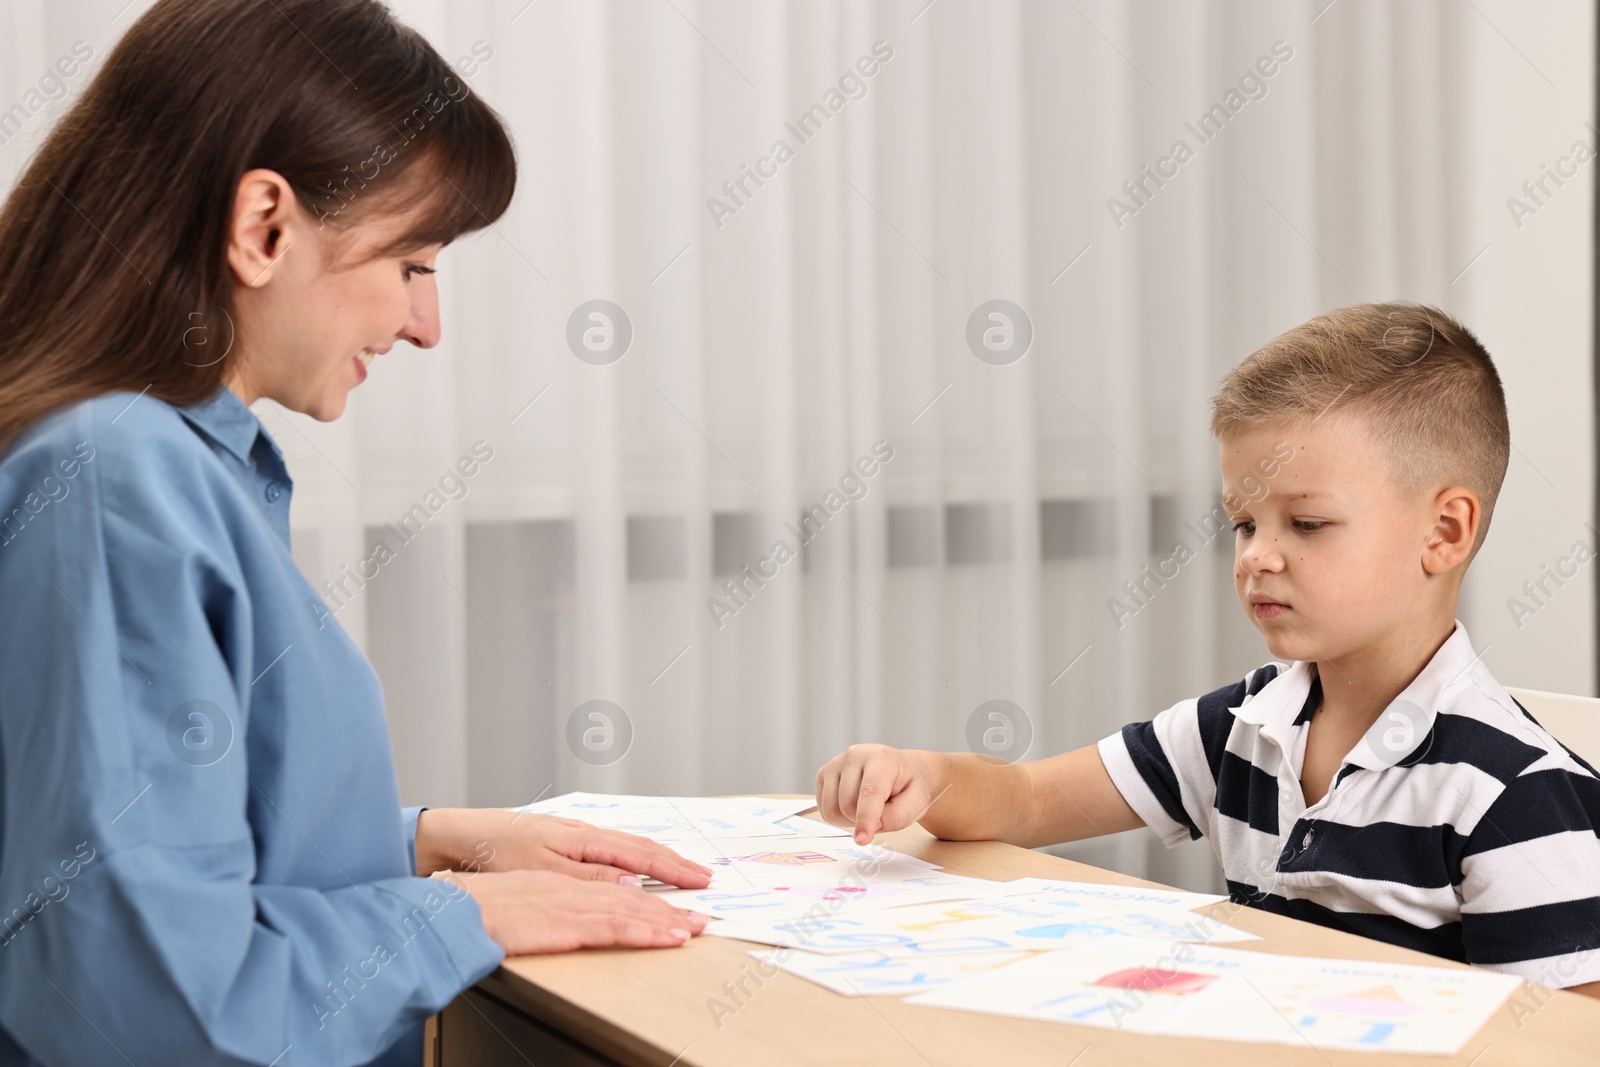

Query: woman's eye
left=405, top=264, right=435, bottom=280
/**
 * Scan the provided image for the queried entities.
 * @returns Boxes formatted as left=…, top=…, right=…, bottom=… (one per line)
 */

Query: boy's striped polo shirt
left=1098, top=622, right=1600, bottom=986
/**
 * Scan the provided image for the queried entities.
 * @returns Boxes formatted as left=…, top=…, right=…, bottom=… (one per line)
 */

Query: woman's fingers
left=464, top=870, right=711, bottom=956
left=570, top=830, right=714, bottom=888
left=607, top=837, right=714, bottom=888
left=569, top=881, right=707, bottom=948
left=551, top=854, right=636, bottom=884
left=577, top=912, right=692, bottom=949
left=537, top=820, right=713, bottom=888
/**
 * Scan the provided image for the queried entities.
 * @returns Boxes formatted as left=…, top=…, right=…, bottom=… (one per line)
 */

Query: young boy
left=816, top=303, right=1600, bottom=995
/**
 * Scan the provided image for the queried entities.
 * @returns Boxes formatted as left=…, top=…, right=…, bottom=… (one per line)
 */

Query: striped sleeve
left=1097, top=671, right=1266, bottom=848
left=1458, top=763, right=1600, bottom=987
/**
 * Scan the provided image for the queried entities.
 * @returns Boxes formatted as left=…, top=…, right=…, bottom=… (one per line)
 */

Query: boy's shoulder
left=1181, top=641, right=1597, bottom=813
left=1431, top=668, right=1598, bottom=789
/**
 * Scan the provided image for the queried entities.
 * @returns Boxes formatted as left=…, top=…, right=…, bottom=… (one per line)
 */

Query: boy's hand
left=815, top=744, right=938, bottom=844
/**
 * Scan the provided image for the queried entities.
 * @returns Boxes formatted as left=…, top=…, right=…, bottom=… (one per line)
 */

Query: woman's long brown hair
left=0, top=0, right=516, bottom=455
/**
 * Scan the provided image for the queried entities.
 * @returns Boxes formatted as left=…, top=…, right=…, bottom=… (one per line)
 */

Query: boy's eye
left=1232, top=521, right=1255, bottom=537
left=1293, top=520, right=1326, bottom=533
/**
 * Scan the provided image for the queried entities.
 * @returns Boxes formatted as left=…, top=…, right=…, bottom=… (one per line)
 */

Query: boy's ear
left=1422, top=486, right=1481, bottom=576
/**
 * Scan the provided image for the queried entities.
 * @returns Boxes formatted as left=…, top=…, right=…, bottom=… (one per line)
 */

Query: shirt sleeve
left=403, top=807, right=428, bottom=876
left=1458, top=762, right=1600, bottom=987
left=0, top=417, right=502, bottom=1065
left=1096, top=670, right=1267, bottom=848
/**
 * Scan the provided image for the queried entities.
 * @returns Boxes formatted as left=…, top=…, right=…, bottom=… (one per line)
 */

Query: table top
left=483, top=800, right=1600, bottom=1066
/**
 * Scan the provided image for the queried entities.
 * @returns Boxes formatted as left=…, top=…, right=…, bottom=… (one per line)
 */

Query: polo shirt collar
left=1341, top=620, right=1476, bottom=771
left=1228, top=621, right=1478, bottom=771
left=177, top=384, right=282, bottom=468
left=1229, top=659, right=1317, bottom=754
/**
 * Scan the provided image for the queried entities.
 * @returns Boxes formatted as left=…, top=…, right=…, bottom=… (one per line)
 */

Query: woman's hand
left=815, top=744, right=940, bottom=844
left=439, top=869, right=711, bottom=955
left=415, top=807, right=714, bottom=888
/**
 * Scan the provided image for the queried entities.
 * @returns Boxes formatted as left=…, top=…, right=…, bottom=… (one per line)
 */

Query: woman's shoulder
left=4, top=390, right=224, bottom=478
left=0, top=391, right=246, bottom=542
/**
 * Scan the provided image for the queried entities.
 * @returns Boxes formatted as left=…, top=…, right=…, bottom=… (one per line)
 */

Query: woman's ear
left=225, top=169, right=297, bottom=288
left=1423, top=486, right=1481, bottom=576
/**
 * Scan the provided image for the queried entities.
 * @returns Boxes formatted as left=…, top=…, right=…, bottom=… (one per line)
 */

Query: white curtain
left=3, top=0, right=1593, bottom=894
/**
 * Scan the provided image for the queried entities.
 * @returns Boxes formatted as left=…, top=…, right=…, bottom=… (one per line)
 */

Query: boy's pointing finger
left=852, top=765, right=896, bottom=844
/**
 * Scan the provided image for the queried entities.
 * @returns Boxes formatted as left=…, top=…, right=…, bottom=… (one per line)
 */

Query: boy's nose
left=1239, top=544, right=1284, bottom=573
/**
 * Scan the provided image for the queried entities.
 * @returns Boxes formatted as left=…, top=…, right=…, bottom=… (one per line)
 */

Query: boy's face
left=1220, top=417, right=1437, bottom=664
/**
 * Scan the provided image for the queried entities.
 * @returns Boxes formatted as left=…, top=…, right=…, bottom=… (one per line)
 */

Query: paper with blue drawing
left=521, top=792, right=1519, bottom=1054
left=904, top=938, right=1522, bottom=1054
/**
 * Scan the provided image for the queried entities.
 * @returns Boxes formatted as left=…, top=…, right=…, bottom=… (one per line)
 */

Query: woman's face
left=224, top=169, right=444, bottom=420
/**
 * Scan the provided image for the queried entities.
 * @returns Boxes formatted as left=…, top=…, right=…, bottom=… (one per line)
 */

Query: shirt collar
left=1342, top=620, right=1478, bottom=770
left=1230, top=659, right=1318, bottom=753
left=177, top=384, right=282, bottom=469
left=1229, top=621, right=1479, bottom=771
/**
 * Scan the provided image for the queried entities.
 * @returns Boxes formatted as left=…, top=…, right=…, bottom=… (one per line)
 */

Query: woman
left=0, top=1, right=713, bottom=1063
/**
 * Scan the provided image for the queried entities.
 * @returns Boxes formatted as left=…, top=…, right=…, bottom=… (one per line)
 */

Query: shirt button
left=264, top=483, right=282, bottom=503
left=1302, top=829, right=1314, bottom=848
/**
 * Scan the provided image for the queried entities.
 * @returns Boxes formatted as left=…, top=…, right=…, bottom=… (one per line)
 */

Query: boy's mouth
left=1249, top=592, right=1289, bottom=620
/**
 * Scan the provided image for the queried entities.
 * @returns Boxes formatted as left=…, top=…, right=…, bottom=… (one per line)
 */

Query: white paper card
left=516, top=792, right=796, bottom=841
left=721, top=797, right=820, bottom=822
left=668, top=869, right=1002, bottom=922
left=703, top=895, right=1255, bottom=954
left=773, top=814, right=852, bottom=837
left=995, top=876, right=1229, bottom=913
left=749, top=947, right=1050, bottom=996
left=906, top=935, right=1520, bottom=1055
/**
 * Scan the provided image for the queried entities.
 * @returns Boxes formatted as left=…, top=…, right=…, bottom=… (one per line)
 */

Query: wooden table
left=431, top=801, right=1600, bottom=1066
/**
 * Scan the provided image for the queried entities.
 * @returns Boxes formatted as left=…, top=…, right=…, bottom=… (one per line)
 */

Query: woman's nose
left=401, top=280, right=441, bottom=349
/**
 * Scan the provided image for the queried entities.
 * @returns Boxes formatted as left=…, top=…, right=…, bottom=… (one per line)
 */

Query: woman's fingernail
left=619, top=874, right=643, bottom=887
left=688, top=912, right=709, bottom=925
left=670, top=927, right=691, bottom=940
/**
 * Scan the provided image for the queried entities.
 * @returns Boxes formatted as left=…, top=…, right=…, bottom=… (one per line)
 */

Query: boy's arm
left=1456, top=769, right=1600, bottom=990
left=1023, top=745, right=1149, bottom=844
left=817, top=743, right=1143, bottom=846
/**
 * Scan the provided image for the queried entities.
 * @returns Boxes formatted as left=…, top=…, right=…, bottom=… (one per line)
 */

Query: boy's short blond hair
left=1211, top=303, right=1511, bottom=553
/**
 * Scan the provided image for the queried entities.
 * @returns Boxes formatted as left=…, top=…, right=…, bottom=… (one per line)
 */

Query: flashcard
left=662, top=836, right=941, bottom=885
left=517, top=792, right=796, bottom=841
left=1172, top=951, right=1522, bottom=1053
left=772, top=814, right=852, bottom=837
left=905, top=935, right=1521, bottom=1054
left=721, top=797, right=820, bottom=822
left=748, top=947, right=1049, bottom=996
left=702, top=894, right=1254, bottom=954
left=662, top=870, right=1003, bottom=921
left=995, top=877, right=1228, bottom=912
